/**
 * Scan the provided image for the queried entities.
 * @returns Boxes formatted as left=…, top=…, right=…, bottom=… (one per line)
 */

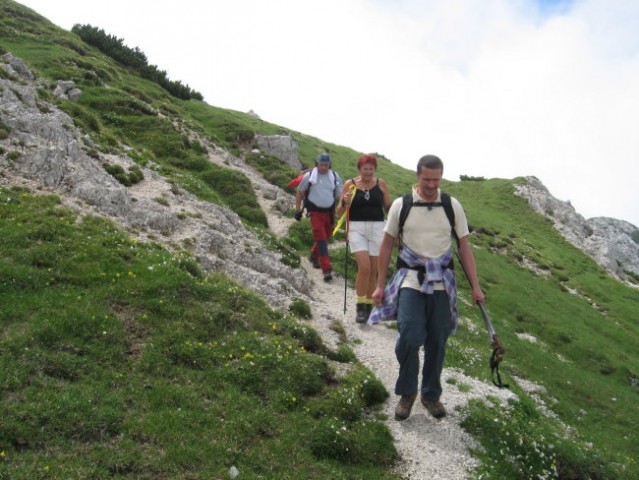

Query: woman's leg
left=353, top=250, right=371, bottom=297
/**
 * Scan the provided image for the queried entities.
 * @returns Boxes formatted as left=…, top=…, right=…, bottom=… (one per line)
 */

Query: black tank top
left=349, top=179, right=385, bottom=222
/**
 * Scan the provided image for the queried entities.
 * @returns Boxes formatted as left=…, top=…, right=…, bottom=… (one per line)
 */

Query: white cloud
left=16, top=0, right=639, bottom=226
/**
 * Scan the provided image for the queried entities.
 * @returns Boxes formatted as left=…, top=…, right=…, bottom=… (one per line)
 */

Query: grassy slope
left=1, top=1, right=638, bottom=478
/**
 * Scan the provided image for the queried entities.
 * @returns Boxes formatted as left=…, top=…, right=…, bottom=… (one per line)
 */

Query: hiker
left=336, top=154, right=391, bottom=323
left=294, top=153, right=343, bottom=282
left=370, top=154, right=484, bottom=420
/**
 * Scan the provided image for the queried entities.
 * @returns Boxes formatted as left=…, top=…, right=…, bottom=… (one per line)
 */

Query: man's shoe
left=323, top=270, right=333, bottom=282
left=309, top=254, right=320, bottom=269
left=355, top=303, right=368, bottom=323
left=394, top=393, right=417, bottom=421
left=421, top=397, right=446, bottom=419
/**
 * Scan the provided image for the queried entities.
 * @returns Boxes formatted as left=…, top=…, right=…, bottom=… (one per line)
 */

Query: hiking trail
left=259, top=196, right=517, bottom=480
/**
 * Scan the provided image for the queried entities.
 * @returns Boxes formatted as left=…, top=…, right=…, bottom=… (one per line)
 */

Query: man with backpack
left=370, top=155, right=484, bottom=420
left=294, top=153, right=343, bottom=282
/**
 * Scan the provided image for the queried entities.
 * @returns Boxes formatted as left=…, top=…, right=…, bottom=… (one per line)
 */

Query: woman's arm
left=336, top=178, right=356, bottom=216
left=378, top=178, right=392, bottom=212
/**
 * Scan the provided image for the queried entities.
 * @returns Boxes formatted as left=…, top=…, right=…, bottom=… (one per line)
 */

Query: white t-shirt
left=297, top=169, right=342, bottom=209
left=385, top=187, right=469, bottom=290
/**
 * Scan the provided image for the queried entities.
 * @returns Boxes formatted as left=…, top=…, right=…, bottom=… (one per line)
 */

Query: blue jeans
left=395, top=288, right=453, bottom=401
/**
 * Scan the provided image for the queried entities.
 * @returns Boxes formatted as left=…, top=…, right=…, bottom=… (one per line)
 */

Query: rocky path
left=257, top=192, right=517, bottom=480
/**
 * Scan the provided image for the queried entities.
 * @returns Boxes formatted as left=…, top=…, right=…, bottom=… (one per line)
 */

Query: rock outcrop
left=514, top=176, right=639, bottom=284
left=254, top=133, right=302, bottom=170
left=0, top=53, right=310, bottom=310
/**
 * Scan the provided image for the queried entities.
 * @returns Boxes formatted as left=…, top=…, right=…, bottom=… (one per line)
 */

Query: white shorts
left=348, top=221, right=385, bottom=255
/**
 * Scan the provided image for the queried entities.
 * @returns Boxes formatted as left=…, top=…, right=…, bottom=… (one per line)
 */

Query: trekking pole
left=332, top=184, right=356, bottom=313
left=344, top=242, right=348, bottom=314
left=454, top=248, right=509, bottom=388
left=343, top=188, right=354, bottom=314
left=478, top=302, right=509, bottom=388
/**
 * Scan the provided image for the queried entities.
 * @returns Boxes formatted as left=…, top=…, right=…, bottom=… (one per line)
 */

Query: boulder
left=254, top=134, right=302, bottom=170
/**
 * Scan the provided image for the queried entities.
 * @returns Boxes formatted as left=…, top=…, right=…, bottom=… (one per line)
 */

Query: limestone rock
left=514, top=176, right=639, bottom=284
left=0, top=53, right=311, bottom=310
left=254, top=134, right=302, bottom=170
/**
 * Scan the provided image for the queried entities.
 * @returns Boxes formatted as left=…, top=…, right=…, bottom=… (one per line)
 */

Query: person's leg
left=394, top=289, right=427, bottom=396
left=366, top=222, right=385, bottom=316
left=352, top=250, right=371, bottom=322
left=349, top=224, right=371, bottom=322
left=353, top=251, right=371, bottom=297
left=310, top=212, right=331, bottom=272
left=421, top=291, right=453, bottom=401
left=310, top=212, right=320, bottom=261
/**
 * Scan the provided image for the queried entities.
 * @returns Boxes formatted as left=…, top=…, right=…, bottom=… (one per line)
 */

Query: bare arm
left=295, top=191, right=304, bottom=212
left=457, top=235, right=485, bottom=305
left=371, top=232, right=395, bottom=306
left=335, top=179, right=355, bottom=217
left=378, top=178, right=392, bottom=212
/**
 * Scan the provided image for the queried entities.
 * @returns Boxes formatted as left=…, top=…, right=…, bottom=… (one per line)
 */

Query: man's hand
left=294, top=210, right=303, bottom=222
left=372, top=286, right=384, bottom=307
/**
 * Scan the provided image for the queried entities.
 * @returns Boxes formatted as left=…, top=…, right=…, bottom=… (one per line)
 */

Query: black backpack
left=398, top=191, right=459, bottom=248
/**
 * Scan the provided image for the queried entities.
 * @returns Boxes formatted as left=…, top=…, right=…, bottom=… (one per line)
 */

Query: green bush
left=60, top=101, right=101, bottom=133
left=0, top=122, right=11, bottom=139
left=289, top=298, right=312, bottom=319
left=286, top=218, right=315, bottom=251
left=71, top=23, right=203, bottom=100
left=103, top=164, right=144, bottom=186
left=245, top=152, right=300, bottom=193
left=311, top=419, right=396, bottom=466
left=200, top=165, right=267, bottom=227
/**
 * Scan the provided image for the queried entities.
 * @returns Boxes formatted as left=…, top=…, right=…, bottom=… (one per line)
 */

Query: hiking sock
left=364, top=298, right=373, bottom=316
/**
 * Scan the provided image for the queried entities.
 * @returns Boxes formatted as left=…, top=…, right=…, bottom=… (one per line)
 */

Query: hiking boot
left=323, top=270, right=333, bottom=282
left=421, top=397, right=446, bottom=419
left=394, top=393, right=417, bottom=421
left=308, top=254, right=320, bottom=269
left=365, top=303, right=373, bottom=318
left=355, top=303, right=368, bottom=324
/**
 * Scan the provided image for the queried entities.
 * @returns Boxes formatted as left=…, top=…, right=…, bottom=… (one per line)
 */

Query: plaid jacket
left=368, top=243, right=458, bottom=331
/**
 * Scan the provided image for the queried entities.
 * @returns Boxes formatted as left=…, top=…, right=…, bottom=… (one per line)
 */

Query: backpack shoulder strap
left=397, top=193, right=413, bottom=247
left=398, top=193, right=413, bottom=233
left=398, top=191, right=459, bottom=247
left=440, top=192, right=459, bottom=247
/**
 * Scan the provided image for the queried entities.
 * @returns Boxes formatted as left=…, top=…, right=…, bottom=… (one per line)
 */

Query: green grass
left=2, top=1, right=639, bottom=477
left=0, top=187, right=397, bottom=479
left=443, top=179, right=639, bottom=478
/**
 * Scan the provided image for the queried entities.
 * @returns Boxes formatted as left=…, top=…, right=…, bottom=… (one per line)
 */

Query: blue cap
left=316, top=153, right=331, bottom=164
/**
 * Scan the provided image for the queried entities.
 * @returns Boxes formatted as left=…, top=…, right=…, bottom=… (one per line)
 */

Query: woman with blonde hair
left=337, top=154, right=392, bottom=323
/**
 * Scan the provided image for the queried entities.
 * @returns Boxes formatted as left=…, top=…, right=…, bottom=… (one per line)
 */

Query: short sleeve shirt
left=297, top=170, right=343, bottom=209
left=385, top=187, right=470, bottom=290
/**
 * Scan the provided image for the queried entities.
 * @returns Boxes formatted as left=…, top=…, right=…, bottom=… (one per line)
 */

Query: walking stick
left=344, top=242, right=348, bottom=314
left=343, top=187, right=354, bottom=314
left=454, top=248, right=509, bottom=388
left=333, top=185, right=356, bottom=314
left=478, top=303, right=509, bottom=388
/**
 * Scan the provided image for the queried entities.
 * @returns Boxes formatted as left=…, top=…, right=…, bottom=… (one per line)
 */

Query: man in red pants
left=294, top=153, right=343, bottom=281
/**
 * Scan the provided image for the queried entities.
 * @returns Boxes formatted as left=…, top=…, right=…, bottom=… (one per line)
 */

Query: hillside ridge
left=0, top=50, right=529, bottom=480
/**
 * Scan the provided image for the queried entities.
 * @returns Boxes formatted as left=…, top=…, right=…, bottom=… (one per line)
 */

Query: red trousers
left=310, top=211, right=333, bottom=272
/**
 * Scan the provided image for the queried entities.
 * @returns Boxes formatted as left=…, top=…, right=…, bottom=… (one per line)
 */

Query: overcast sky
left=17, top=0, right=639, bottom=226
